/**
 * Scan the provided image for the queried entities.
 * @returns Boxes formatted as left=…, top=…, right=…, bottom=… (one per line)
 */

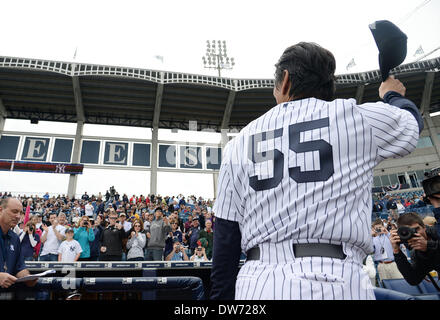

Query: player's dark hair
left=274, top=42, right=336, bottom=101
left=397, top=212, right=425, bottom=228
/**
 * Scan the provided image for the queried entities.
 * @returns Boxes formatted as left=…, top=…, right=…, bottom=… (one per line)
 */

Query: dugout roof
left=0, top=56, right=439, bottom=132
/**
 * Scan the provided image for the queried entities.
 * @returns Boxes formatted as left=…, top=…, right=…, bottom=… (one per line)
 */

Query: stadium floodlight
left=202, top=40, right=235, bottom=77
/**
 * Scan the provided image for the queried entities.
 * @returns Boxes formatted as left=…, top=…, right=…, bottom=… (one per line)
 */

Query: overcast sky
left=0, top=0, right=439, bottom=199
left=1, top=0, right=439, bottom=78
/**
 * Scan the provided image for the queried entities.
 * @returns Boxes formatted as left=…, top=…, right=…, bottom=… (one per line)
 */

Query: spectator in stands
left=145, top=207, right=171, bottom=261
left=164, top=220, right=183, bottom=258
left=30, top=214, right=43, bottom=257
left=82, top=192, right=89, bottom=201
left=415, top=196, right=427, bottom=207
left=165, top=240, right=189, bottom=261
left=71, top=212, right=81, bottom=227
left=386, top=197, right=398, bottom=220
left=198, top=219, right=213, bottom=260
left=100, top=211, right=125, bottom=261
left=39, top=213, right=66, bottom=261
left=126, top=220, right=146, bottom=261
left=96, top=199, right=105, bottom=216
left=19, top=221, right=40, bottom=261
left=58, top=228, right=82, bottom=262
left=396, top=201, right=405, bottom=215
left=84, top=201, right=94, bottom=218
left=58, top=212, right=68, bottom=228
left=119, top=212, right=131, bottom=232
left=89, top=215, right=104, bottom=261
left=74, top=216, right=95, bottom=261
left=184, top=215, right=193, bottom=233
left=423, top=216, right=437, bottom=227
left=371, top=219, right=403, bottom=282
left=190, top=246, right=209, bottom=262
left=187, top=217, right=201, bottom=256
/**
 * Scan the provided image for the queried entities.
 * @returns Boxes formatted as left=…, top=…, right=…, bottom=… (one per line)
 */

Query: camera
left=422, top=167, right=440, bottom=204
left=397, top=226, right=418, bottom=242
left=197, top=247, right=202, bottom=252
left=175, top=244, right=181, bottom=251
left=29, top=226, right=34, bottom=232
left=375, top=228, right=382, bottom=233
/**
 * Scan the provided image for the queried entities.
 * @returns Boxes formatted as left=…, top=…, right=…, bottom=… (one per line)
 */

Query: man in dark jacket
left=99, top=211, right=125, bottom=261
left=89, top=215, right=104, bottom=261
left=187, top=217, right=201, bottom=256
left=390, top=211, right=440, bottom=285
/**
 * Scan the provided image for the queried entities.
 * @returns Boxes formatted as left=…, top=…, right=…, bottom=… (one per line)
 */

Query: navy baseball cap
left=369, top=20, right=407, bottom=81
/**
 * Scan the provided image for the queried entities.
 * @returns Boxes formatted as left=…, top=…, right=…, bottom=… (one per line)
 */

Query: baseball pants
left=235, top=241, right=375, bottom=300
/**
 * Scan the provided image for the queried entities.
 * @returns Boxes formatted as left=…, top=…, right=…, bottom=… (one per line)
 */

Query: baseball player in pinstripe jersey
left=210, top=42, right=423, bottom=300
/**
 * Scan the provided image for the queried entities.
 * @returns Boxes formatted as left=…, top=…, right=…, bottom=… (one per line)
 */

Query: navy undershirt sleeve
left=383, top=91, right=424, bottom=133
left=210, top=217, right=242, bottom=300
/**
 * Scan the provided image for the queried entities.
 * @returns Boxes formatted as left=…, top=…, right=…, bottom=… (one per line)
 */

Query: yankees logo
left=55, top=164, right=66, bottom=173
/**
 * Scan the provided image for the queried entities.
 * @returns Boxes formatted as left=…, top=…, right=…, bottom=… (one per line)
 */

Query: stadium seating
left=417, top=277, right=439, bottom=294
left=381, top=278, right=423, bottom=295
left=373, top=287, right=416, bottom=300
left=381, top=278, right=440, bottom=300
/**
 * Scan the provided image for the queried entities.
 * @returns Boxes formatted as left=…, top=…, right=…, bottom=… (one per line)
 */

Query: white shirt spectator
left=40, top=225, right=66, bottom=256
left=58, top=239, right=82, bottom=262
left=396, top=202, right=405, bottom=214
left=85, top=203, right=94, bottom=217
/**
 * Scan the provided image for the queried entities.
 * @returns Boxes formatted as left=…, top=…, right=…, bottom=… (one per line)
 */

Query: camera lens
left=397, top=226, right=415, bottom=241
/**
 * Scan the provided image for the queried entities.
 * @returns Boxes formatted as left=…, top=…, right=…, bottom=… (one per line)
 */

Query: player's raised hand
left=379, top=75, right=406, bottom=99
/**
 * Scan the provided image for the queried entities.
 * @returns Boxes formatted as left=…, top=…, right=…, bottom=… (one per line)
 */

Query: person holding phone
left=74, top=216, right=95, bottom=261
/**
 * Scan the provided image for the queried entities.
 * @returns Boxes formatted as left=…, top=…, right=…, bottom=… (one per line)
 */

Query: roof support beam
left=421, top=72, right=439, bottom=161
left=220, top=90, right=236, bottom=130
left=152, top=83, right=164, bottom=128
left=150, top=81, right=164, bottom=195
left=0, top=98, right=7, bottom=136
left=72, top=76, right=85, bottom=122
left=67, top=121, right=84, bottom=198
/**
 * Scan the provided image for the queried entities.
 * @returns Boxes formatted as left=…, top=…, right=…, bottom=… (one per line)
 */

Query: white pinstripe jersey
left=214, top=97, right=419, bottom=257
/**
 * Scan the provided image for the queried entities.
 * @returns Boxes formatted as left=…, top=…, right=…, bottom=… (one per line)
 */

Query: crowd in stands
left=1, top=187, right=438, bottom=273
left=372, top=190, right=433, bottom=220
left=0, top=189, right=215, bottom=263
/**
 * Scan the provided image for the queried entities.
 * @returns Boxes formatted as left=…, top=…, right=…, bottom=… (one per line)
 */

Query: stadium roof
left=0, top=55, right=439, bottom=132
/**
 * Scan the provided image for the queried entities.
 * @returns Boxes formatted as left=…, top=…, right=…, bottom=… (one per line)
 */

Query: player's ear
left=281, top=70, right=291, bottom=96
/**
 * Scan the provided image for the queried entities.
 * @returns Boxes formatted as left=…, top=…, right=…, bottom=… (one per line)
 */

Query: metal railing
left=1, top=55, right=439, bottom=91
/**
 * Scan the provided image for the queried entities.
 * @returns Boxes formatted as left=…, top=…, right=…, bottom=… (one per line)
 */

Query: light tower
left=202, top=40, right=235, bottom=77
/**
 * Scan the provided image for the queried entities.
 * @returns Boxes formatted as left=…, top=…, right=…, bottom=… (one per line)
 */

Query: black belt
left=246, top=243, right=346, bottom=261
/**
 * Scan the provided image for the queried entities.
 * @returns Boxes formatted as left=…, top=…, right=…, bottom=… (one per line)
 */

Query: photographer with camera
left=19, top=221, right=40, bottom=261
left=74, top=216, right=95, bottom=261
left=165, top=239, right=189, bottom=261
left=190, top=245, right=209, bottom=262
left=390, top=210, right=440, bottom=286
left=371, top=219, right=403, bottom=282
